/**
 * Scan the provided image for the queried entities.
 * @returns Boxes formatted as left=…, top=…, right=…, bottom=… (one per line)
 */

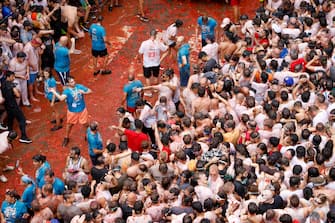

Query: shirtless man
left=192, top=86, right=211, bottom=115
left=61, top=5, right=85, bottom=38
left=38, top=183, right=63, bottom=214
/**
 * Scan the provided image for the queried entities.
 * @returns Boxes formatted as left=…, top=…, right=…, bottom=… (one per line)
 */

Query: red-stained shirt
left=124, top=129, right=149, bottom=153
left=290, top=58, right=306, bottom=72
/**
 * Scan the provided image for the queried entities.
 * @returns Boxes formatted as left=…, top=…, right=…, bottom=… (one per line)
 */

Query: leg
left=20, top=80, right=30, bottom=105
left=152, top=66, right=160, bottom=85
left=34, top=82, right=44, bottom=95
left=138, top=0, right=144, bottom=16
left=0, top=108, right=7, bottom=126
left=28, top=73, right=39, bottom=101
left=233, top=5, right=239, bottom=23
left=16, top=79, right=30, bottom=106
left=6, top=110, right=15, bottom=131
left=138, top=0, right=149, bottom=22
left=56, top=71, right=68, bottom=86
left=50, top=103, right=62, bottom=131
left=65, top=123, right=74, bottom=139
left=143, top=67, right=151, bottom=86
left=14, top=109, right=28, bottom=139
left=93, top=56, right=99, bottom=74
left=84, top=5, right=91, bottom=23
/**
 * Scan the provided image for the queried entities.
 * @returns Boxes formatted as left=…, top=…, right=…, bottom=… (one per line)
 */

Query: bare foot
left=31, top=97, right=40, bottom=102
left=36, top=90, right=44, bottom=95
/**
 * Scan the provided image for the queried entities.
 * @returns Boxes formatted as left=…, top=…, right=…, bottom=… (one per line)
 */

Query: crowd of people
left=1, top=0, right=335, bottom=222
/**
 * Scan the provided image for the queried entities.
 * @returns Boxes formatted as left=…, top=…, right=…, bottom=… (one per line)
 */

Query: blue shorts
left=28, top=72, right=38, bottom=85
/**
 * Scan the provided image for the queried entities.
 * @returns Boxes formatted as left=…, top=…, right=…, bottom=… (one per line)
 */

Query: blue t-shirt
left=197, top=16, right=217, bottom=40
left=89, top=23, right=106, bottom=51
left=63, top=84, right=89, bottom=113
left=86, top=128, right=103, bottom=157
left=54, top=42, right=70, bottom=72
left=178, top=43, right=190, bottom=69
left=1, top=201, right=27, bottom=223
left=52, top=178, right=65, bottom=195
left=123, top=80, right=143, bottom=108
left=44, top=77, right=58, bottom=101
left=36, top=161, right=51, bottom=189
left=21, top=184, right=35, bottom=209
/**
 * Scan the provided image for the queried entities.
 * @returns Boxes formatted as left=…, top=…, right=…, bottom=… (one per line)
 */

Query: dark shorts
left=143, top=66, right=160, bottom=78
left=92, top=48, right=108, bottom=58
left=169, top=42, right=176, bottom=48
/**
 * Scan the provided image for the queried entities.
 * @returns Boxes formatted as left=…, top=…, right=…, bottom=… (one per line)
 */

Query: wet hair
left=81, top=185, right=91, bottom=199
left=119, top=141, right=128, bottom=151
left=329, top=168, right=335, bottom=181
left=289, top=176, right=301, bottom=187
left=301, top=91, right=311, bottom=103
left=198, top=86, right=206, bottom=97
left=279, top=214, right=293, bottom=223
left=292, top=165, right=302, bottom=175
left=44, top=169, right=55, bottom=178
left=280, top=91, right=289, bottom=101
left=131, top=152, right=140, bottom=161
left=248, top=202, right=258, bottom=214
left=134, top=119, right=143, bottom=130
left=192, top=201, right=203, bottom=213
left=308, top=167, right=319, bottom=177
left=269, top=137, right=280, bottom=147
left=301, top=129, right=311, bottom=140
left=303, top=187, right=313, bottom=200
left=296, top=146, right=306, bottom=158
left=133, top=200, right=144, bottom=214
left=95, top=156, right=105, bottom=165
left=183, top=215, right=193, bottom=223
left=106, top=143, right=116, bottom=153
left=281, top=108, right=291, bottom=119
left=203, top=198, right=214, bottom=211
left=71, top=146, right=81, bottom=156
left=32, top=154, right=47, bottom=163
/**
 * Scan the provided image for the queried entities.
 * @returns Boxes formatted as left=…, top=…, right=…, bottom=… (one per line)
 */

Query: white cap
left=220, top=18, right=231, bottom=28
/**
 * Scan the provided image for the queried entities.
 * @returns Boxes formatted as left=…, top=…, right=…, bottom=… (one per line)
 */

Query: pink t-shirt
left=23, top=42, right=39, bottom=73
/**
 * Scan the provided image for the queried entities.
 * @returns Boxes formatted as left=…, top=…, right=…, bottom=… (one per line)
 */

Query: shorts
left=92, top=48, right=108, bottom=58
left=55, top=70, right=70, bottom=86
left=127, top=106, right=136, bottom=113
left=67, top=108, right=89, bottom=124
left=143, top=66, right=160, bottom=79
left=28, top=72, right=38, bottom=85
left=179, top=66, right=190, bottom=87
left=169, top=42, right=176, bottom=48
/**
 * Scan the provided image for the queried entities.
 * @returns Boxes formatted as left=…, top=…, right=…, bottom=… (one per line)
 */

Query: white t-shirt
left=139, top=39, right=168, bottom=67
left=9, top=58, right=28, bottom=76
left=312, top=109, right=329, bottom=127
left=0, top=131, right=10, bottom=154
left=162, top=24, right=177, bottom=46
left=139, top=104, right=156, bottom=128
left=202, top=42, right=219, bottom=62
